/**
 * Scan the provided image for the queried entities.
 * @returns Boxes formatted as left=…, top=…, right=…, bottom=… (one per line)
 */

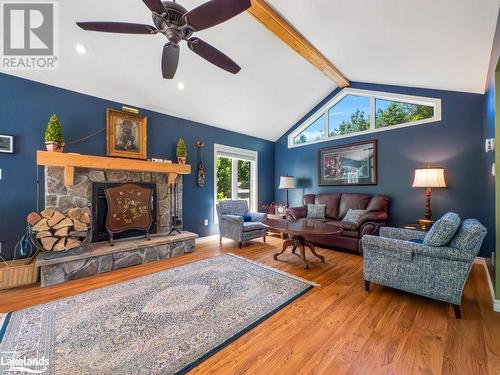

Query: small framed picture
left=0, top=135, right=14, bottom=154
left=106, top=108, right=147, bottom=160
left=318, top=140, right=377, bottom=186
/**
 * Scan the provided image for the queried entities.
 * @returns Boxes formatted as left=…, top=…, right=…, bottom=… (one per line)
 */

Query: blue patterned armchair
left=217, top=200, right=267, bottom=248
left=362, top=213, right=487, bottom=318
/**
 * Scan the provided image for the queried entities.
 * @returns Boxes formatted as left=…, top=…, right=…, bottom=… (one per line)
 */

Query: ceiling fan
left=77, top=0, right=251, bottom=79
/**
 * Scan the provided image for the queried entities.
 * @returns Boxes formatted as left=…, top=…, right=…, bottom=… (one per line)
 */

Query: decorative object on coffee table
left=45, top=114, right=65, bottom=152
left=318, top=140, right=377, bottom=186
left=177, top=138, right=187, bottom=164
left=412, top=167, right=447, bottom=220
left=196, top=140, right=205, bottom=187
left=262, top=219, right=342, bottom=269
left=0, top=135, right=14, bottom=154
left=278, top=176, right=296, bottom=207
left=105, top=183, right=153, bottom=245
left=106, top=108, right=147, bottom=160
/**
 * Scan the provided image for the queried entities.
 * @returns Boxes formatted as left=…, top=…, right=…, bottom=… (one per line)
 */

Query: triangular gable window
left=289, top=88, right=441, bottom=148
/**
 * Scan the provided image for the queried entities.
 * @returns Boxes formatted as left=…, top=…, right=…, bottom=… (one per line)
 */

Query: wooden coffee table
left=262, top=219, right=343, bottom=269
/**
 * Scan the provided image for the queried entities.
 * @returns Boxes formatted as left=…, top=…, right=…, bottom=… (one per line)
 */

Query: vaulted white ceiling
left=268, top=0, right=499, bottom=94
left=3, top=0, right=499, bottom=141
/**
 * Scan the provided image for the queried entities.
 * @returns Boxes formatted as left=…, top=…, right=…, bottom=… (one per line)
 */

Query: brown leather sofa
left=287, top=193, right=389, bottom=254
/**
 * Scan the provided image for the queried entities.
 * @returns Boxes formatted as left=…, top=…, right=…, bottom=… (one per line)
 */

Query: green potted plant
left=176, top=138, right=187, bottom=164
left=45, top=114, right=65, bottom=152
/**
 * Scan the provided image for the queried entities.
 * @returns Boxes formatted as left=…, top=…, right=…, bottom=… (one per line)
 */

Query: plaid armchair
left=217, top=200, right=267, bottom=248
left=362, top=217, right=487, bottom=318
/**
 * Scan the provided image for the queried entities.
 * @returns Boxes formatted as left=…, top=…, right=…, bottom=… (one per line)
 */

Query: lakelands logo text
left=1, top=1, right=59, bottom=70
left=1, top=351, right=49, bottom=373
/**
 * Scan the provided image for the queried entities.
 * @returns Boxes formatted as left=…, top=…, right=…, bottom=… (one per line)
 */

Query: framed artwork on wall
left=318, top=140, right=377, bottom=186
left=0, top=135, right=14, bottom=154
left=106, top=108, right=147, bottom=159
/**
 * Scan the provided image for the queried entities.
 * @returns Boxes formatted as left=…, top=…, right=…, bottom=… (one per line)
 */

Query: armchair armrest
left=363, top=235, right=470, bottom=262
left=249, top=212, right=267, bottom=222
left=379, top=227, right=426, bottom=241
left=287, top=206, right=307, bottom=220
left=219, top=214, right=244, bottom=225
left=357, top=211, right=388, bottom=227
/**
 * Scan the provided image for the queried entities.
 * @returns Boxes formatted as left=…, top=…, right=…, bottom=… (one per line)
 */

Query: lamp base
left=416, top=219, right=434, bottom=231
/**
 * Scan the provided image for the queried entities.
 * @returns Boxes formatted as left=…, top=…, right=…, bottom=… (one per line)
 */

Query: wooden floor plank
left=0, top=236, right=498, bottom=374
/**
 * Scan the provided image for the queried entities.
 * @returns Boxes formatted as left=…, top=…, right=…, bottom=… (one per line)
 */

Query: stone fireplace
left=45, top=167, right=181, bottom=232
left=37, top=165, right=197, bottom=287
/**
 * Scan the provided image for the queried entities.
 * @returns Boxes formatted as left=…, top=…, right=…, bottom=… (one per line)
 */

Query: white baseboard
left=495, top=299, right=500, bottom=313
left=473, top=257, right=499, bottom=312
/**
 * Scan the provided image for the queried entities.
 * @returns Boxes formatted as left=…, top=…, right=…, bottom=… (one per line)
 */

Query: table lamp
left=412, top=167, right=447, bottom=222
left=278, top=176, right=296, bottom=208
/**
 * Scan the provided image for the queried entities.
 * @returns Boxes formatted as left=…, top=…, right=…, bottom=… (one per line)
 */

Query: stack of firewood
left=27, top=207, right=90, bottom=251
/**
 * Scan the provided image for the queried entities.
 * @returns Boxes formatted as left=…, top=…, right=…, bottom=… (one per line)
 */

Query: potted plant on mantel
left=45, top=114, right=65, bottom=152
left=176, top=138, right=187, bottom=164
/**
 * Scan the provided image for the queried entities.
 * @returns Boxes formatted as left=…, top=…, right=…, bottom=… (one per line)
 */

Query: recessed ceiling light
left=177, top=82, right=185, bottom=90
left=75, top=44, right=87, bottom=54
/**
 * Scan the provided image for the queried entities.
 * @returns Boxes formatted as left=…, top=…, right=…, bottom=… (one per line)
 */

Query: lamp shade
left=412, top=168, right=447, bottom=188
left=278, top=176, right=296, bottom=189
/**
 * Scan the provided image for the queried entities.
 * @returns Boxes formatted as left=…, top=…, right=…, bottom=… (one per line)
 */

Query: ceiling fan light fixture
left=177, top=82, right=185, bottom=90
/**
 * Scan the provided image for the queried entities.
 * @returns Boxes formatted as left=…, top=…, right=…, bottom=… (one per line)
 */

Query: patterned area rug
left=0, top=254, right=315, bottom=374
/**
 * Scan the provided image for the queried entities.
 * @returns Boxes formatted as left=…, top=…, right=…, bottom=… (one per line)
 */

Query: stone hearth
left=37, top=232, right=198, bottom=287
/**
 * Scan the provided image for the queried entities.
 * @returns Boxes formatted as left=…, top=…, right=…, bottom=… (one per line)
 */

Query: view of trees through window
left=375, top=99, right=434, bottom=128
left=293, top=115, right=324, bottom=145
left=291, top=91, right=437, bottom=145
left=216, top=157, right=251, bottom=206
left=329, top=95, right=370, bottom=137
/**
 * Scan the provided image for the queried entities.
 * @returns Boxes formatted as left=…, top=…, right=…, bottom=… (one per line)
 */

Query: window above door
left=288, top=88, right=441, bottom=148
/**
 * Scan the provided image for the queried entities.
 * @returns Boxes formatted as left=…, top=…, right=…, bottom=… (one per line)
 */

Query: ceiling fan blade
left=188, top=37, right=241, bottom=74
left=77, top=22, right=158, bottom=34
left=162, top=43, right=180, bottom=79
left=185, top=0, right=251, bottom=31
left=142, top=0, right=166, bottom=14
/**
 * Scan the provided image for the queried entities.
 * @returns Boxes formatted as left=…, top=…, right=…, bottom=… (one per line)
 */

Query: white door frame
left=214, top=144, right=258, bottom=222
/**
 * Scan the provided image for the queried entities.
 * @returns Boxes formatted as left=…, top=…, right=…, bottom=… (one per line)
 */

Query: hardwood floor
left=0, top=235, right=499, bottom=374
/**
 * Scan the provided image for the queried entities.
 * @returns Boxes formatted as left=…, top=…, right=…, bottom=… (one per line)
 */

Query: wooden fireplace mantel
left=36, top=151, right=191, bottom=186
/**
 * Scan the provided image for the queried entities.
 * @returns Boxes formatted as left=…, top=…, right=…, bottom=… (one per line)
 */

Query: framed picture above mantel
left=318, top=140, right=377, bottom=186
left=106, top=108, right=147, bottom=160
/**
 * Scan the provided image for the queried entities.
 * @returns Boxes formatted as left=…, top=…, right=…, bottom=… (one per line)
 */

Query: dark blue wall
left=0, top=73, right=274, bottom=260
left=275, top=81, right=493, bottom=257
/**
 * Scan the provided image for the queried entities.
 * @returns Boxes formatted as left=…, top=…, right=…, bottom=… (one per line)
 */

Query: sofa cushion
left=307, top=204, right=326, bottom=219
left=315, top=193, right=341, bottom=219
left=243, top=222, right=264, bottom=232
left=423, top=212, right=461, bottom=247
left=326, top=220, right=357, bottom=231
left=339, top=194, right=372, bottom=218
left=449, top=218, right=487, bottom=254
left=342, top=209, right=366, bottom=224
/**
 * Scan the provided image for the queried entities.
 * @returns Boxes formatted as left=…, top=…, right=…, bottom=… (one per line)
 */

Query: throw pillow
left=409, top=239, right=424, bottom=244
left=240, top=214, right=252, bottom=222
left=423, top=212, right=461, bottom=247
left=307, top=203, right=326, bottom=219
left=342, top=209, right=366, bottom=224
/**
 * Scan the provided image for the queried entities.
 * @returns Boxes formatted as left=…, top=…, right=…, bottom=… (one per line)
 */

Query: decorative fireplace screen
left=105, top=183, right=154, bottom=245
left=91, top=182, right=157, bottom=243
